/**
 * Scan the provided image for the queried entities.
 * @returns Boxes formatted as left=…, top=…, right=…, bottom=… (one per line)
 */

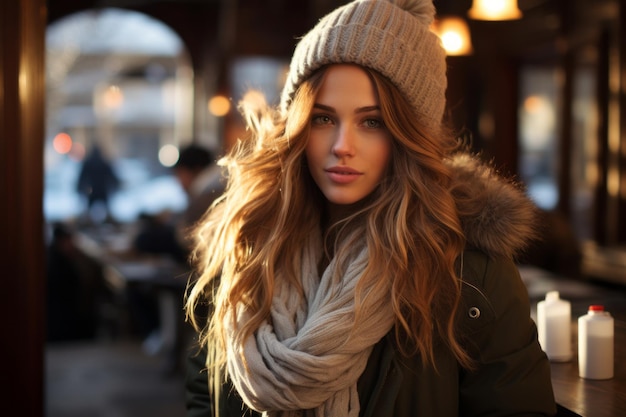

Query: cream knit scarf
left=225, top=232, right=395, bottom=417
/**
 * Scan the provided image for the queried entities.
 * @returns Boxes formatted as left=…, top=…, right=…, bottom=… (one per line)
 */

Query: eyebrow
left=313, top=103, right=380, bottom=113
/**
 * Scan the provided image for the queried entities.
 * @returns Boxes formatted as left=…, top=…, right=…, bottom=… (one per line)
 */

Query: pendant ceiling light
left=431, top=17, right=473, bottom=56
left=468, top=0, right=523, bottom=21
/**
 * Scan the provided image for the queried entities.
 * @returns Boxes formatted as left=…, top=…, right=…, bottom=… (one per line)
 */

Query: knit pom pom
left=388, top=0, right=436, bottom=25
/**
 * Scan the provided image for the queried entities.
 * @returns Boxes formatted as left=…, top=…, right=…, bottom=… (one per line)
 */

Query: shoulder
left=455, top=249, right=557, bottom=416
left=460, top=249, right=526, bottom=293
left=447, top=153, right=539, bottom=259
left=457, top=249, right=531, bottom=344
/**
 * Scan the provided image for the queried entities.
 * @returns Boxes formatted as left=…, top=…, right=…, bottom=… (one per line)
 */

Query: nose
left=332, top=125, right=356, bottom=158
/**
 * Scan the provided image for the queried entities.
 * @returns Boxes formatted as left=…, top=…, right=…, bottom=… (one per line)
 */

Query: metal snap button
left=468, top=307, right=481, bottom=319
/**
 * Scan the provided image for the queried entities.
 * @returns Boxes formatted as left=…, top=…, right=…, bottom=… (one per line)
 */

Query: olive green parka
left=185, top=154, right=557, bottom=417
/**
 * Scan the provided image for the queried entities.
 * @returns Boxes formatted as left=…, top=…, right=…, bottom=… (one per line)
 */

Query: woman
left=185, top=0, right=557, bottom=416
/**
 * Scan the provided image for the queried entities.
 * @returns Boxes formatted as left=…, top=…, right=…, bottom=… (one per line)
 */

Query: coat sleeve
left=458, top=251, right=557, bottom=417
left=185, top=344, right=214, bottom=417
left=184, top=343, right=261, bottom=417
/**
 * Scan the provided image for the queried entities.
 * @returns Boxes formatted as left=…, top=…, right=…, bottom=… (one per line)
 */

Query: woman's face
left=305, top=64, right=392, bottom=206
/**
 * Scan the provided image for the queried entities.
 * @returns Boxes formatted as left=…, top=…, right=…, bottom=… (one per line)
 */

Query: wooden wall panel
left=0, top=0, right=47, bottom=413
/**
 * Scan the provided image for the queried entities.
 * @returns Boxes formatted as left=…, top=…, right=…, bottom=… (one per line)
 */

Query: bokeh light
left=159, top=144, right=180, bottom=167
left=103, top=85, right=124, bottom=109
left=52, top=132, right=73, bottom=154
left=208, top=95, right=231, bottom=117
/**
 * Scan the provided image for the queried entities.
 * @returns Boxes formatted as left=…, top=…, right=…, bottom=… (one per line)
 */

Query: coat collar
left=447, top=153, right=539, bottom=259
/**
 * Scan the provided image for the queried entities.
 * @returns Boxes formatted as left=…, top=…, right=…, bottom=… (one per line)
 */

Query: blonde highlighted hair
left=185, top=65, right=473, bottom=383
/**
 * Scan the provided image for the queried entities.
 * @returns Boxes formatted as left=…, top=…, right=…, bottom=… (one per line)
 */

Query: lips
left=325, top=166, right=362, bottom=184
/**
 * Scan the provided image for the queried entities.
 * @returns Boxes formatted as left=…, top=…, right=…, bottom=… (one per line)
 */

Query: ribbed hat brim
left=280, top=0, right=446, bottom=126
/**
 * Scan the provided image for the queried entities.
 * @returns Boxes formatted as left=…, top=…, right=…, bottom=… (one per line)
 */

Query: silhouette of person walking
left=76, top=145, right=120, bottom=223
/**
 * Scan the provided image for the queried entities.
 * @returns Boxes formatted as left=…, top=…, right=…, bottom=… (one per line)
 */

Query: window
left=45, top=9, right=193, bottom=223
left=518, top=66, right=560, bottom=210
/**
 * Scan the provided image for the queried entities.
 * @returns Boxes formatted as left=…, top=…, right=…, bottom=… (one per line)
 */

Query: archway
left=45, top=8, right=193, bottom=224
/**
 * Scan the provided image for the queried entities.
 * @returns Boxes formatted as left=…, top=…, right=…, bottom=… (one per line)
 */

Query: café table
left=103, top=254, right=193, bottom=374
left=549, top=319, right=626, bottom=417
left=520, top=266, right=626, bottom=417
left=75, top=224, right=193, bottom=373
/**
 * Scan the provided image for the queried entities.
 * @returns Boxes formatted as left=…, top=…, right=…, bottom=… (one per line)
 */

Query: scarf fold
left=226, top=232, right=395, bottom=417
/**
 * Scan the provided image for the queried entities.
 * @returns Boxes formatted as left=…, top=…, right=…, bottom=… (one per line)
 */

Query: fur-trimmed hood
left=447, top=153, right=538, bottom=260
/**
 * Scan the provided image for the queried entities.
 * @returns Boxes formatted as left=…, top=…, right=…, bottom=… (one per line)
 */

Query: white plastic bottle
left=578, top=305, right=614, bottom=380
left=537, top=291, right=572, bottom=362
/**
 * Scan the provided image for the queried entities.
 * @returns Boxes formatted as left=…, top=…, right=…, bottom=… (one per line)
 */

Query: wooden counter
left=550, top=320, right=626, bottom=417
left=520, top=266, right=626, bottom=417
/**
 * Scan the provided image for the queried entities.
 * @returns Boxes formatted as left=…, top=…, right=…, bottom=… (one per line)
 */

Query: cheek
left=374, top=140, right=393, bottom=174
left=305, top=139, right=323, bottom=170
left=304, top=145, right=316, bottom=181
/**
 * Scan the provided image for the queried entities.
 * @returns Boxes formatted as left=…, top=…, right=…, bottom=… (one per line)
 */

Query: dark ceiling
left=47, top=0, right=619, bottom=65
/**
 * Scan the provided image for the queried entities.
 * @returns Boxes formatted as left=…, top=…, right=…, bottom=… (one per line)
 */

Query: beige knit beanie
left=280, top=0, right=447, bottom=127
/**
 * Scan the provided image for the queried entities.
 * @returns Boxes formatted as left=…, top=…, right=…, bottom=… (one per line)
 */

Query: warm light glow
left=520, top=94, right=555, bottom=151
left=524, top=95, right=544, bottom=114
left=586, top=162, right=598, bottom=188
left=431, top=17, right=473, bottom=56
left=102, top=85, right=124, bottom=109
left=242, top=90, right=267, bottom=109
left=607, top=167, right=619, bottom=197
left=208, top=95, right=231, bottom=117
left=52, top=132, right=73, bottom=154
left=468, top=0, right=522, bottom=21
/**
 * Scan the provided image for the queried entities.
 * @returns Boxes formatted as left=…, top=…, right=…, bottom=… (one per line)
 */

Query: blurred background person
left=130, top=143, right=225, bottom=374
left=76, top=144, right=120, bottom=224
left=171, top=144, right=225, bottom=254
left=132, top=143, right=225, bottom=263
left=46, top=222, right=110, bottom=342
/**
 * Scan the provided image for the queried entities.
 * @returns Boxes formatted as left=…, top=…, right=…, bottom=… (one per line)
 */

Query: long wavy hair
left=185, top=65, right=473, bottom=382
